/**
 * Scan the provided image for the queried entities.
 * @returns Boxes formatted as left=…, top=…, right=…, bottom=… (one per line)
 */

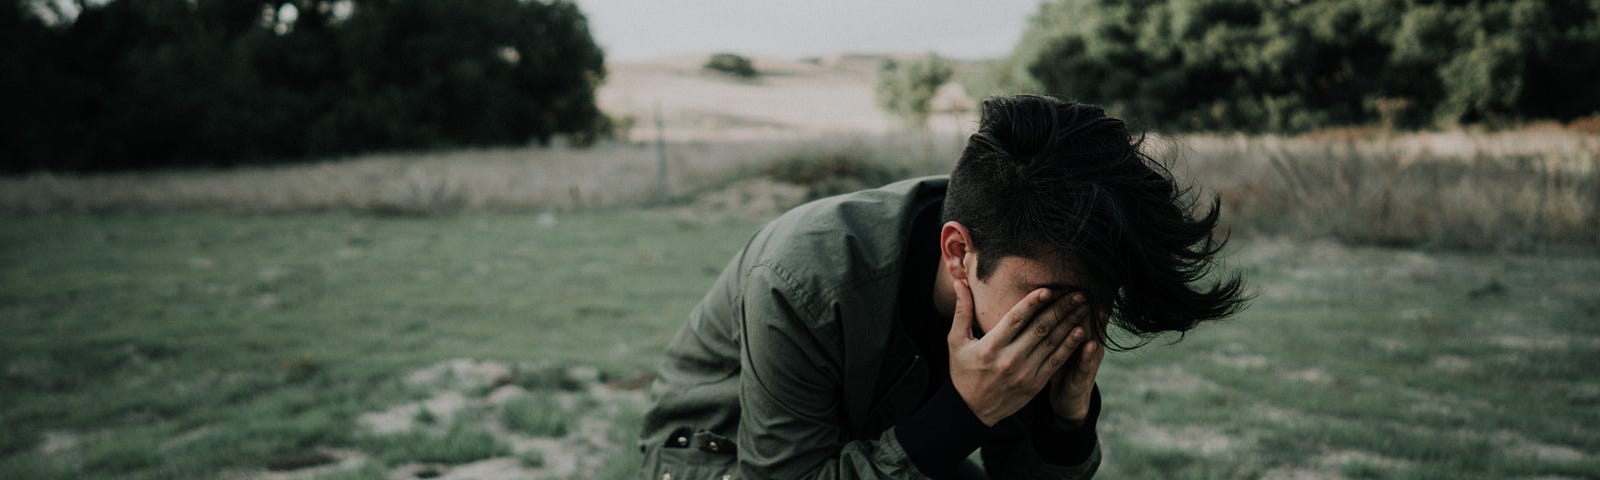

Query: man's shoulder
left=739, top=175, right=946, bottom=310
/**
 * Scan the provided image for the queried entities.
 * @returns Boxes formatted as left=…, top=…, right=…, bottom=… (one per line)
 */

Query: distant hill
left=597, top=53, right=979, bottom=142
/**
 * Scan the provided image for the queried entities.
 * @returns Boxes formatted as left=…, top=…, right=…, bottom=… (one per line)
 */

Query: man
left=639, top=94, right=1247, bottom=479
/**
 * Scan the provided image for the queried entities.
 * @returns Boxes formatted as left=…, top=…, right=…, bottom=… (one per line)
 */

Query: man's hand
left=1047, top=324, right=1104, bottom=426
left=948, top=279, right=1093, bottom=426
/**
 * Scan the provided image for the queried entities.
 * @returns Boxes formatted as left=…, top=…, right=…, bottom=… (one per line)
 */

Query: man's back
left=639, top=176, right=948, bottom=479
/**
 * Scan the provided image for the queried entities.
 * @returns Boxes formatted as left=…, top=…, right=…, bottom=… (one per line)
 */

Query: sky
left=571, top=0, right=1048, bottom=61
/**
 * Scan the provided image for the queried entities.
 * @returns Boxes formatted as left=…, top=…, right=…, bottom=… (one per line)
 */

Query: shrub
left=704, top=53, right=757, bottom=78
left=763, top=150, right=914, bottom=200
left=875, top=54, right=954, bottom=128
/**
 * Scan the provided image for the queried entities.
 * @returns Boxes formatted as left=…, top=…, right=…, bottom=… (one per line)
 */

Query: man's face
left=965, top=253, right=1090, bottom=335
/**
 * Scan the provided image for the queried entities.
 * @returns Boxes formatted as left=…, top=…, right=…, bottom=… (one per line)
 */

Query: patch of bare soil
left=37, top=431, right=79, bottom=456
left=1428, top=354, right=1474, bottom=373
left=1282, top=368, right=1333, bottom=385
left=1119, top=421, right=1241, bottom=456
left=1209, top=350, right=1269, bottom=370
left=242, top=359, right=650, bottom=480
left=1495, top=431, right=1591, bottom=463
left=1128, top=366, right=1220, bottom=397
left=1317, top=449, right=1409, bottom=471
left=1257, top=449, right=1410, bottom=480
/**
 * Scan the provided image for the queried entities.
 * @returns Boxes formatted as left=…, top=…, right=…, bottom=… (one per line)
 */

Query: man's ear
left=939, top=221, right=975, bottom=281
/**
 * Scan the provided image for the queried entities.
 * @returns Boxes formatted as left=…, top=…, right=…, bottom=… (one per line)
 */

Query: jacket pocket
left=642, top=428, right=737, bottom=480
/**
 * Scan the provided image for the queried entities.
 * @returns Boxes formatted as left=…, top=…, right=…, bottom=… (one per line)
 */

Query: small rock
left=488, top=385, right=529, bottom=405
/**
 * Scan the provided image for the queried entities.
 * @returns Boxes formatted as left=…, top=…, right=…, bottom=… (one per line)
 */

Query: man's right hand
left=947, top=278, right=1092, bottom=426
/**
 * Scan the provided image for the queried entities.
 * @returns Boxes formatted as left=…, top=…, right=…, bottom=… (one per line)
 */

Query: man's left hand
left=1047, top=328, right=1104, bottom=426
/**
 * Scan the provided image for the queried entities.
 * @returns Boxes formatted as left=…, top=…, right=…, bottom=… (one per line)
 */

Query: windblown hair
left=942, top=94, right=1247, bottom=349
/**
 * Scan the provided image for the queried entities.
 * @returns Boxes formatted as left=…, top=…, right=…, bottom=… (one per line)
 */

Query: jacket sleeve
left=735, top=264, right=927, bottom=479
left=979, top=391, right=1102, bottom=480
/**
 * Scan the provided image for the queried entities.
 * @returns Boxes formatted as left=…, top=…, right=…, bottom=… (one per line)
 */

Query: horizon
left=572, top=0, right=1047, bottom=62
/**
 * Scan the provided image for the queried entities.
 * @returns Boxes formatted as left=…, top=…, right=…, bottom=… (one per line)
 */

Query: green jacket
left=640, top=176, right=1101, bottom=479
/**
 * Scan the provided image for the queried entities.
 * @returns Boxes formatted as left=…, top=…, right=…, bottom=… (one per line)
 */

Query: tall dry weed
left=0, top=130, right=967, bottom=215
left=1, top=128, right=1593, bottom=251
left=1172, top=131, right=1598, bottom=250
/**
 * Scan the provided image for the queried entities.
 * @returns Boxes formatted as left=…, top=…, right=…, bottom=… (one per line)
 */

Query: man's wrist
left=1052, top=408, right=1090, bottom=430
left=1050, top=389, right=1093, bottom=427
left=1032, top=384, right=1101, bottom=465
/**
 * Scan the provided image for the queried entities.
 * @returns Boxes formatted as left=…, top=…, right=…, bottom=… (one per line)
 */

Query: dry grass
left=0, top=131, right=967, bottom=215
left=1169, top=128, right=1599, bottom=250
left=1, top=127, right=1594, bottom=250
left=0, top=142, right=760, bottom=214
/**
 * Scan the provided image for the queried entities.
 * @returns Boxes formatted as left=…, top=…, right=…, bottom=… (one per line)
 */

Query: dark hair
left=942, top=94, right=1247, bottom=349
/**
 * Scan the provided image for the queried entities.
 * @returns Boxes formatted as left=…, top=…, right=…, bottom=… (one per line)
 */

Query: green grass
left=0, top=209, right=760, bottom=479
left=1, top=210, right=1597, bottom=479
left=501, top=393, right=570, bottom=437
left=1092, top=238, right=1600, bottom=479
left=361, top=416, right=509, bottom=465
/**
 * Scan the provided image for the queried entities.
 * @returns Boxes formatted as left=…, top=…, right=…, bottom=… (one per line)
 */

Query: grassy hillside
left=2, top=210, right=1596, bottom=479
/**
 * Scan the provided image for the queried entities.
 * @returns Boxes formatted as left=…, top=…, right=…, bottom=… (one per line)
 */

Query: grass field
left=2, top=208, right=1597, bottom=479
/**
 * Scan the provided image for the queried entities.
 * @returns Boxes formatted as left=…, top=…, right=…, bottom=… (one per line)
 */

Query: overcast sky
left=571, top=0, right=1047, bottom=61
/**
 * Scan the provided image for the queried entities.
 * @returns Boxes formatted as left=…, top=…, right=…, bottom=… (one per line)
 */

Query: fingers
left=1035, top=319, right=1092, bottom=380
left=984, top=288, right=1055, bottom=346
left=1028, top=295, right=1088, bottom=369
left=1079, top=339, right=1104, bottom=377
left=948, top=279, right=976, bottom=345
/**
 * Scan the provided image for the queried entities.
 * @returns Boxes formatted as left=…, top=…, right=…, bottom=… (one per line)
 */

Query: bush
left=978, top=0, right=1600, bottom=132
left=763, top=150, right=913, bottom=200
left=875, top=54, right=954, bottom=128
left=704, top=53, right=757, bottom=78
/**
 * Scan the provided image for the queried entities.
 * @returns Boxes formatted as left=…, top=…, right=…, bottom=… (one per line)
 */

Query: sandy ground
left=596, top=54, right=977, bottom=142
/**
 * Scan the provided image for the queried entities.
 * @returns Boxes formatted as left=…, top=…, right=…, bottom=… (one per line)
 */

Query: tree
left=985, top=0, right=1600, bottom=132
left=875, top=54, right=954, bottom=128
left=0, top=0, right=609, bottom=172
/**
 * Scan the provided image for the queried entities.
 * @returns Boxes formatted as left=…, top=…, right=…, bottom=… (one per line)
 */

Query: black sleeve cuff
left=895, top=380, right=992, bottom=477
left=1031, top=384, right=1100, bottom=466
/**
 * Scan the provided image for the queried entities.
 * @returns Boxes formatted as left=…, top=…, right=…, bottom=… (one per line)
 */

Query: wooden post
left=655, top=101, right=668, bottom=206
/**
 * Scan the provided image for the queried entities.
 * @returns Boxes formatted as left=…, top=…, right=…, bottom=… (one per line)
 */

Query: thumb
left=948, top=279, right=975, bottom=345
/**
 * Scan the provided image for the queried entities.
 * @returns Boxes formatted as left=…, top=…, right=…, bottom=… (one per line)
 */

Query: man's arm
left=736, top=264, right=925, bottom=479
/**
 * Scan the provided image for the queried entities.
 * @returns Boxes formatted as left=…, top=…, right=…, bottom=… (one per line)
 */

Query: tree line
left=966, top=0, right=1600, bottom=132
left=1, top=0, right=607, bottom=173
